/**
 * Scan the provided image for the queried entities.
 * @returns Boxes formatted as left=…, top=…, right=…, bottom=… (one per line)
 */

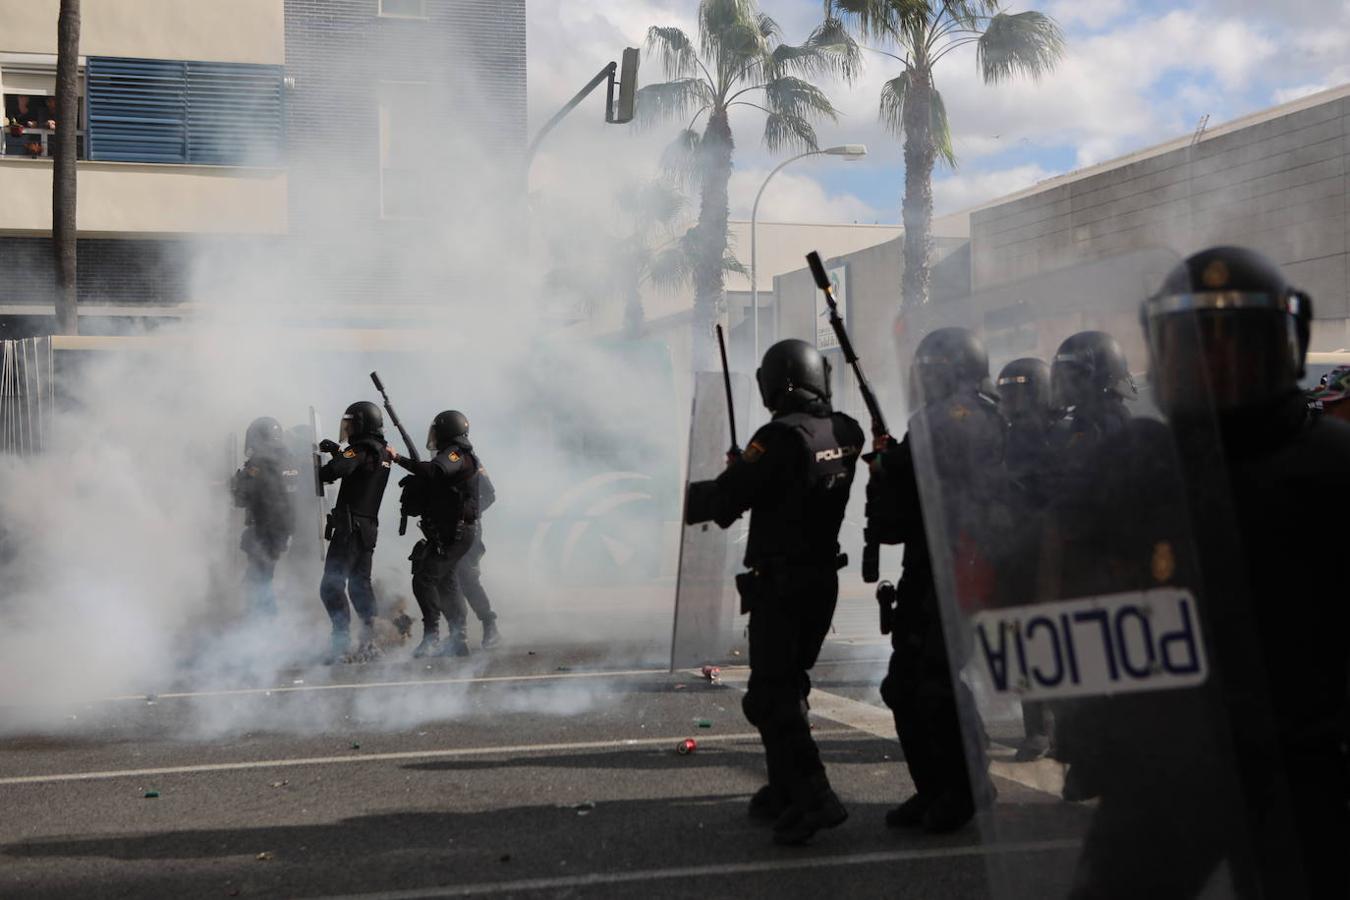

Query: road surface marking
left=0, top=730, right=852, bottom=786
left=706, top=669, right=1061, bottom=798
left=313, top=839, right=1083, bottom=899
left=104, top=667, right=671, bottom=703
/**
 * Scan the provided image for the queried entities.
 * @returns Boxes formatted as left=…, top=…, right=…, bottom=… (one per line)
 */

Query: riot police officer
left=318, top=401, right=392, bottom=662
left=231, top=417, right=299, bottom=616
left=686, top=339, right=864, bottom=846
left=868, top=327, right=1002, bottom=833
left=1065, top=247, right=1350, bottom=898
left=995, top=358, right=1057, bottom=761
left=393, top=410, right=482, bottom=659
left=459, top=463, right=502, bottom=649
left=1050, top=330, right=1135, bottom=451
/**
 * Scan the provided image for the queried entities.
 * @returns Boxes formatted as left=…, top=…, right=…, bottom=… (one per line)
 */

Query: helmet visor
left=339, top=416, right=354, bottom=443
left=1146, top=304, right=1301, bottom=415
left=997, top=376, right=1042, bottom=418
left=426, top=424, right=438, bottom=453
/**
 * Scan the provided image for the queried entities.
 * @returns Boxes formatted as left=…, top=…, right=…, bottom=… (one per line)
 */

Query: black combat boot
left=772, top=773, right=848, bottom=845
left=884, top=793, right=929, bottom=828
left=481, top=618, right=501, bottom=649
left=748, top=784, right=790, bottom=823
left=412, top=631, right=441, bottom=658
left=323, top=630, right=350, bottom=665
left=439, top=630, right=471, bottom=658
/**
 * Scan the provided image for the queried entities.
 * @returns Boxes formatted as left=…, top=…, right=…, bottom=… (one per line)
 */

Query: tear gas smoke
left=0, top=60, right=691, bottom=738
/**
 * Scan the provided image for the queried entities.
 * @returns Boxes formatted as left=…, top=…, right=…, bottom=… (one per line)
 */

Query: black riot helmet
left=757, top=339, right=832, bottom=413
left=427, top=409, right=471, bottom=452
left=910, top=327, right=994, bottom=405
left=997, top=358, right=1053, bottom=422
left=1051, top=331, right=1136, bottom=411
left=1142, top=246, right=1312, bottom=417
left=244, top=416, right=286, bottom=456
left=340, top=401, right=384, bottom=443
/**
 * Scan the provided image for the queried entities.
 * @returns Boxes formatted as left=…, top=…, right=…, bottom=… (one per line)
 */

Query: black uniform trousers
left=879, top=583, right=990, bottom=806
left=459, top=530, right=496, bottom=625
left=241, top=527, right=283, bottom=617
left=413, top=526, right=494, bottom=633
left=742, top=566, right=838, bottom=793
left=411, top=525, right=475, bottom=634
left=319, top=518, right=377, bottom=633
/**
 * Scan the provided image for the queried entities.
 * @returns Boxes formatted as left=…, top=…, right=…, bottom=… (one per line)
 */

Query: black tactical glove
left=319, top=439, right=340, bottom=454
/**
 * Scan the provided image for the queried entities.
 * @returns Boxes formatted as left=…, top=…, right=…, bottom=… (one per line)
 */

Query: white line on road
left=311, top=839, right=1083, bottom=899
left=706, top=670, right=1061, bottom=797
left=104, top=667, right=671, bottom=703
left=0, top=730, right=852, bottom=787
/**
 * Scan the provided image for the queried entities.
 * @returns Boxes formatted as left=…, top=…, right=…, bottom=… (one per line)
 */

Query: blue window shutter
left=88, top=57, right=283, bottom=166
left=87, top=57, right=188, bottom=163
left=185, top=62, right=284, bottom=166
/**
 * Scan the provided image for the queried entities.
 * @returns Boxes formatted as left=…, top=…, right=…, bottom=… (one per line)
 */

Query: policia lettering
left=318, top=401, right=392, bottom=662
left=397, top=410, right=484, bottom=659
left=685, top=339, right=864, bottom=847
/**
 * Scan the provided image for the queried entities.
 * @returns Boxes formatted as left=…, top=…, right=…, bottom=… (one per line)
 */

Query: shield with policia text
left=670, top=370, right=751, bottom=671
left=894, top=250, right=1316, bottom=897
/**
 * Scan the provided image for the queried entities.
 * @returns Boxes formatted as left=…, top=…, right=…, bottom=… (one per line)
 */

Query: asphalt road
left=0, top=625, right=1093, bottom=899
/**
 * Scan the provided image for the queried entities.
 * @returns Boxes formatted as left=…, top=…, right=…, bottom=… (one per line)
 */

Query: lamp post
left=748, top=144, right=866, bottom=434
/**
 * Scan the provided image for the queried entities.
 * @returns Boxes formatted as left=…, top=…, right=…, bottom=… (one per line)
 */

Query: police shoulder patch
left=742, top=440, right=767, bottom=463
left=949, top=403, right=971, bottom=421
left=449, top=451, right=461, bottom=462
left=343, top=449, right=357, bottom=459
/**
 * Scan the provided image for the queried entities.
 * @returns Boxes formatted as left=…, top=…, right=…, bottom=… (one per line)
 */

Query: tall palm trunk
left=900, top=66, right=935, bottom=316
left=691, top=108, right=734, bottom=371
left=53, top=0, right=80, bottom=335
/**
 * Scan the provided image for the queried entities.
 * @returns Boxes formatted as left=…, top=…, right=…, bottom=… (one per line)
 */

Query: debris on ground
left=695, top=719, right=712, bottom=729
left=256, top=851, right=273, bottom=861
left=269, top=781, right=288, bottom=789
left=572, top=801, right=596, bottom=815
left=676, top=738, right=697, bottom=755
left=674, top=683, right=687, bottom=690
left=143, top=790, right=160, bottom=799
left=392, top=612, right=414, bottom=638
left=350, top=742, right=361, bottom=750
left=555, top=666, right=571, bottom=672
left=700, top=666, right=721, bottom=684
left=499, top=854, right=512, bottom=863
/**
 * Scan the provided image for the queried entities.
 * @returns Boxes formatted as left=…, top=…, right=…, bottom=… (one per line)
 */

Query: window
left=85, top=57, right=283, bottom=166
left=378, top=81, right=432, bottom=218
left=1, top=69, right=85, bottom=160
left=379, top=0, right=426, bottom=18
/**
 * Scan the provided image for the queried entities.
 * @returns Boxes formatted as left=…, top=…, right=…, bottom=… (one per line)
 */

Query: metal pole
left=750, top=150, right=819, bottom=436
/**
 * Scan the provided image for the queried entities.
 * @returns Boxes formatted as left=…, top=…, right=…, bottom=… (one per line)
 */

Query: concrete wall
left=0, top=0, right=286, bottom=64
left=0, top=159, right=288, bottom=236
left=971, top=91, right=1350, bottom=350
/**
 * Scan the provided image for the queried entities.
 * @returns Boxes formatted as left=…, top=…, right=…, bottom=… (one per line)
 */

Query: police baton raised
left=369, top=371, right=421, bottom=465
left=807, top=250, right=891, bottom=583
left=715, top=323, right=742, bottom=459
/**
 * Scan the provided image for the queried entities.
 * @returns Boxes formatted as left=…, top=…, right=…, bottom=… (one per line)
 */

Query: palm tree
left=53, top=0, right=80, bottom=335
left=827, top=0, right=1063, bottom=313
left=636, top=0, right=858, bottom=368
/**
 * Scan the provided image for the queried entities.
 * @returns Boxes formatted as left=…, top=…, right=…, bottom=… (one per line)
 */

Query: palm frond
left=771, top=18, right=862, bottom=81
left=756, top=12, right=783, bottom=42
left=646, top=26, right=700, bottom=79
left=634, top=79, right=713, bottom=129
left=930, top=86, right=956, bottom=167
left=879, top=70, right=911, bottom=137
left=765, top=76, right=839, bottom=122
left=699, top=0, right=767, bottom=67
left=977, top=11, right=1064, bottom=83
left=828, top=0, right=929, bottom=44
left=646, top=228, right=699, bottom=292
left=722, top=250, right=749, bottom=276
left=763, top=111, right=820, bottom=154
left=659, top=128, right=706, bottom=189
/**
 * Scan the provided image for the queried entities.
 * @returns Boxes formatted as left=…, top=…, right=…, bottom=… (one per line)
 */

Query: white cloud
left=728, top=167, right=886, bottom=224
left=1044, top=0, right=1129, bottom=28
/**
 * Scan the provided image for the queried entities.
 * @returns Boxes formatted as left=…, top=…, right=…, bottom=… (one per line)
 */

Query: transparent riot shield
left=895, top=251, right=1317, bottom=898
left=670, top=371, right=750, bottom=671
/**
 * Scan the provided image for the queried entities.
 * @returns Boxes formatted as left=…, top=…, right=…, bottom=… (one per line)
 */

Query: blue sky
left=526, top=0, right=1350, bottom=223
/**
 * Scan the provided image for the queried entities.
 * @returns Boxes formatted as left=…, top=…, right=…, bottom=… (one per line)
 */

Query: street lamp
left=748, top=144, right=866, bottom=434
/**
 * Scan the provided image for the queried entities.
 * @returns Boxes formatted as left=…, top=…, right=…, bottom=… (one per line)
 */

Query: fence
left=0, top=337, right=54, bottom=455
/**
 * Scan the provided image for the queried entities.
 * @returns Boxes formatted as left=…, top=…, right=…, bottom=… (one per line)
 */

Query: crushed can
left=677, top=738, right=697, bottom=755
